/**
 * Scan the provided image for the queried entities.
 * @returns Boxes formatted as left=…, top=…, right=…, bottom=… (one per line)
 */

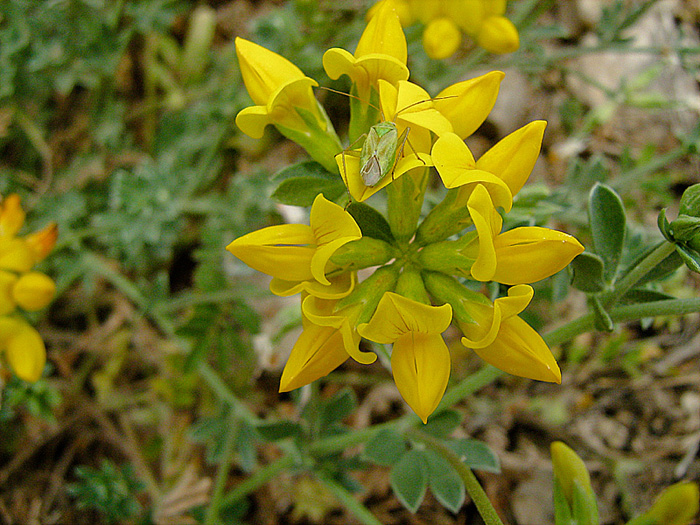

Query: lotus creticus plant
left=0, top=194, right=57, bottom=382
left=229, top=3, right=583, bottom=423
left=369, top=0, right=520, bottom=59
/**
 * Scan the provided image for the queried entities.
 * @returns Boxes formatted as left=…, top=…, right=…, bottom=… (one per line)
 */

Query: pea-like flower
left=358, top=292, right=452, bottom=423
left=226, top=195, right=362, bottom=298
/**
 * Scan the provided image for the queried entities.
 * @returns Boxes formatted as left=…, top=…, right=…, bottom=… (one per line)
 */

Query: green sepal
left=414, top=190, right=473, bottom=246
left=348, top=83, right=380, bottom=144
left=363, top=428, right=408, bottom=467
left=553, top=478, right=574, bottom=525
left=346, top=201, right=396, bottom=244
left=589, top=182, right=626, bottom=283
left=668, top=215, right=700, bottom=244
left=570, top=252, right=606, bottom=293
left=276, top=103, right=343, bottom=174
left=571, top=481, right=600, bottom=525
left=336, top=265, right=399, bottom=324
left=386, top=165, right=429, bottom=243
left=658, top=208, right=674, bottom=241
left=390, top=449, right=429, bottom=513
left=422, top=271, right=484, bottom=325
left=329, top=237, right=396, bottom=271
left=423, top=449, right=465, bottom=514
left=417, top=232, right=478, bottom=278
left=395, top=268, right=430, bottom=303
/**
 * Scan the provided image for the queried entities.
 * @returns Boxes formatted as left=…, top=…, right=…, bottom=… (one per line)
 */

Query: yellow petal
left=446, top=0, right=484, bottom=33
left=551, top=442, right=595, bottom=507
left=279, top=323, right=350, bottom=392
left=235, top=37, right=306, bottom=106
left=471, top=314, right=561, bottom=383
left=381, top=80, right=453, bottom=136
left=422, top=18, right=462, bottom=59
left=493, top=227, right=585, bottom=285
left=392, top=332, right=451, bottom=423
left=226, top=224, right=316, bottom=282
left=13, top=272, right=55, bottom=311
left=476, top=16, right=519, bottom=54
left=235, top=105, right=273, bottom=139
left=0, top=318, right=46, bottom=382
left=477, top=120, right=546, bottom=198
left=431, top=133, right=512, bottom=210
left=467, top=185, right=502, bottom=282
left=356, top=0, right=408, bottom=63
left=270, top=272, right=356, bottom=299
left=0, top=194, right=25, bottom=238
left=435, top=71, right=504, bottom=139
left=302, top=295, right=376, bottom=364
left=358, top=292, right=452, bottom=343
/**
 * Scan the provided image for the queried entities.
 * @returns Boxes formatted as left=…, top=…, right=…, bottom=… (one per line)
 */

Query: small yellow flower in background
left=226, top=195, right=361, bottom=297
left=370, top=0, right=519, bottom=59
left=0, top=193, right=57, bottom=382
left=358, top=292, right=452, bottom=423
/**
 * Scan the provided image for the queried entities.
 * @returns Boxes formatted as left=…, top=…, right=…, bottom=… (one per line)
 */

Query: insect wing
left=374, top=124, right=399, bottom=178
left=360, top=154, right=383, bottom=186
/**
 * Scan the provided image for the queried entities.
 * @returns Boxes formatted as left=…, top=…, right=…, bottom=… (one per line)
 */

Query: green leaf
left=679, top=184, right=700, bottom=216
left=675, top=244, right=700, bottom=274
left=364, top=429, right=407, bottom=467
left=424, top=449, right=465, bottom=513
left=320, top=388, right=357, bottom=428
left=589, top=182, right=626, bottom=283
left=271, top=176, right=346, bottom=207
left=448, top=438, right=500, bottom=473
left=390, top=449, right=429, bottom=513
left=346, top=201, right=396, bottom=244
left=570, top=252, right=606, bottom=293
left=422, top=409, right=461, bottom=439
left=619, top=288, right=676, bottom=305
left=255, top=421, right=303, bottom=442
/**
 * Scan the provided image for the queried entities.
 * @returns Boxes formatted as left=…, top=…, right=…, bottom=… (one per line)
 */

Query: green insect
left=357, top=121, right=411, bottom=187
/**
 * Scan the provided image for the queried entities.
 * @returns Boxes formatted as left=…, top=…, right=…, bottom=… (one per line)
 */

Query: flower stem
left=604, top=240, right=677, bottom=308
left=407, top=428, right=505, bottom=525
left=203, top=416, right=239, bottom=525
left=219, top=454, right=296, bottom=508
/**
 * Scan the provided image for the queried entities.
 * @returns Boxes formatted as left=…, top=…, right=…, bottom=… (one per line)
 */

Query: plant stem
left=604, top=241, right=677, bottom=308
left=544, top=297, right=700, bottom=347
left=317, top=474, right=384, bottom=525
left=407, top=428, right=505, bottom=525
left=204, top=416, right=239, bottom=525
left=219, top=454, right=296, bottom=508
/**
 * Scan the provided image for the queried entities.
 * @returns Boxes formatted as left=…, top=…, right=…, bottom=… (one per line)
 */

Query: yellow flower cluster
left=369, top=0, right=520, bottom=59
left=0, top=194, right=57, bottom=382
left=229, top=3, right=583, bottom=422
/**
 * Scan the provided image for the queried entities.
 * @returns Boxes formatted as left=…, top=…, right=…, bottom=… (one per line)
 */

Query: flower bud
left=476, top=16, right=519, bottom=54
left=13, top=271, right=56, bottom=311
left=634, top=482, right=699, bottom=525
left=422, top=18, right=462, bottom=59
left=330, top=237, right=397, bottom=271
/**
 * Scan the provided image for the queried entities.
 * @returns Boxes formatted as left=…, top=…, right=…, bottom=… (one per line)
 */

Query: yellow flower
left=422, top=18, right=462, bottom=60
left=0, top=316, right=46, bottom=382
left=226, top=195, right=361, bottom=297
left=0, top=194, right=25, bottom=237
left=456, top=284, right=560, bottom=383
left=234, top=38, right=342, bottom=172
left=476, top=16, right=519, bottom=54
left=323, top=0, right=410, bottom=101
left=12, top=271, right=56, bottom=311
left=358, top=292, right=452, bottom=423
